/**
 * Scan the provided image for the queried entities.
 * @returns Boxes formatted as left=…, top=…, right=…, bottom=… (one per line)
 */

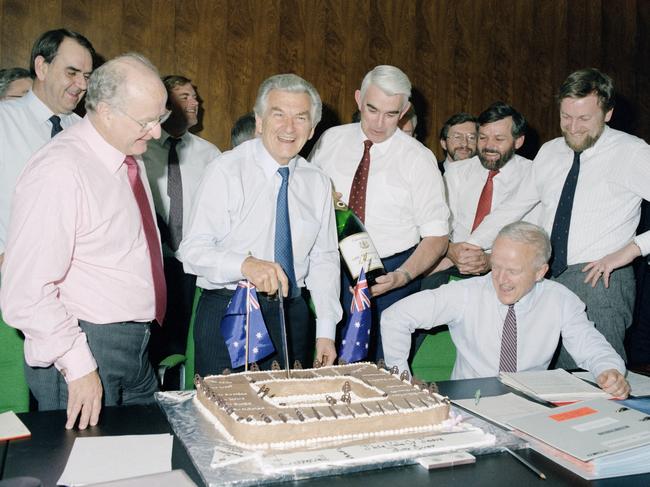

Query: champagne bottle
left=335, top=200, right=385, bottom=286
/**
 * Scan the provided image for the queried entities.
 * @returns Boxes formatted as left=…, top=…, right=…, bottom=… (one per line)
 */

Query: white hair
left=496, top=221, right=552, bottom=269
left=254, top=73, right=322, bottom=126
left=359, top=65, right=411, bottom=110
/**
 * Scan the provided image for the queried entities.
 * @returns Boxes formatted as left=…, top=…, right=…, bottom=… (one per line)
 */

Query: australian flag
left=338, top=268, right=372, bottom=363
left=220, top=281, right=275, bottom=368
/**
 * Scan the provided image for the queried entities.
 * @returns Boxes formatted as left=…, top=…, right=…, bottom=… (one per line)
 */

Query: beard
left=479, top=145, right=516, bottom=170
left=449, top=146, right=476, bottom=161
left=562, top=128, right=603, bottom=152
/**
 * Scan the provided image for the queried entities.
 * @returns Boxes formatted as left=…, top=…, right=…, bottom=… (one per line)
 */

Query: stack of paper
left=508, top=398, right=650, bottom=479
left=499, top=369, right=612, bottom=403
left=452, top=393, right=550, bottom=430
left=0, top=411, right=31, bottom=440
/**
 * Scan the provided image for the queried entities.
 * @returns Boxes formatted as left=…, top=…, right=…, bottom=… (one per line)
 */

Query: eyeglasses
left=115, top=107, right=172, bottom=132
left=447, top=133, right=477, bottom=144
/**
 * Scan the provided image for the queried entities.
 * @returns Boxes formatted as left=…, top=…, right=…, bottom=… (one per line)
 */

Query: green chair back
left=410, top=274, right=460, bottom=382
left=0, top=314, right=29, bottom=413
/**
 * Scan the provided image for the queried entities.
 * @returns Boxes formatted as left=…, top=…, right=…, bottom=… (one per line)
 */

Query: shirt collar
left=81, top=115, right=132, bottom=174
left=24, top=89, right=57, bottom=124
left=356, top=122, right=395, bottom=155
left=255, top=138, right=298, bottom=179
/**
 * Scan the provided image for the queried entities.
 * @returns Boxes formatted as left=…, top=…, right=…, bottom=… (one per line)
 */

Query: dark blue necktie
left=274, top=167, right=298, bottom=297
left=550, top=151, right=581, bottom=277
left=49, top=115, right=63, bottom=138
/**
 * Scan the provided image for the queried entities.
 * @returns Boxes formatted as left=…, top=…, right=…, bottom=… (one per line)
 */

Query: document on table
left=0, top=411, right=31, bottom=440
left=573, top=370, right=650, bottom=397
left=499, top=369, right=612, bottom=403
left=57, top=434, right=173, bottom=486
left=453, top=393, right=550, bottom=429
left=507, top=398, right=650, bottom=462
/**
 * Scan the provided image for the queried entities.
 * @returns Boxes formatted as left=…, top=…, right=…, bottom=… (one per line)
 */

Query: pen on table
left=474, top=389, right=481, bottom=405
left=503, top=447, right=546, bottom=480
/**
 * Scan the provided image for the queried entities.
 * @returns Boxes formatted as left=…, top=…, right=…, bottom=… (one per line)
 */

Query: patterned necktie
left=499, top=304, right=517, bottom=373
left=550, top=151, right=581, bottom=277
left=471, top=169, right=500, bottom=231
left=166, top=137, right=183, bottom=251
left=274, top=167, right=298, bottom=297
left=49, top=115, right=63, bottom=138
left=348, top=140, right=373, bottom=223
left=124, top=156, right=167, bottom=324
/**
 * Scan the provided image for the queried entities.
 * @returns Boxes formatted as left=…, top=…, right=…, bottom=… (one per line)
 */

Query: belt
left=203, top=287, right=304, bottom=302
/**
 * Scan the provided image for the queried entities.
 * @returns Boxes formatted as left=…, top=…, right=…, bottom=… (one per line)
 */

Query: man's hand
left=241, top=256, right=289, bottom=297
left=370, top=270, right=409, bottom=297
left=315, top=338, right=336, bottom=366
left=447, top=242, right=490, bottom=275
left=582, top=242, right=641, bottom=288
left=596, top=369, right=630, bottom=399
left=66, top=369, right=103, bottom=430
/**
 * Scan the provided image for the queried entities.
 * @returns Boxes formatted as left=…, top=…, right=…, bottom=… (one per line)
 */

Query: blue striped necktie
left=499, top=304, right=517, bottom=373
left=274, top=167, right=298, bottom=297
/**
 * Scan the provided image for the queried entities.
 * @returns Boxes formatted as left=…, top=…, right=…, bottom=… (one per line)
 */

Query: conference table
left=2, top=377, right=649, bottom=486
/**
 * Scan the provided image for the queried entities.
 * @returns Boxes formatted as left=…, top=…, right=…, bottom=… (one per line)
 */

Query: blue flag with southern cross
left=338, top=268, right=372, bottom=363
left=220, top=281, right=275, bottom=368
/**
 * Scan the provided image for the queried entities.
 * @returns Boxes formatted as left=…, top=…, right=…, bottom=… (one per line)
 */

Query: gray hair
left=0, top=67, right=31, bottom=98
left=359, top=65, right=411, bottom=110
left=496, top=221, right=551, bottom=269
left=85, top=52, right=159, bottom=112
left=253, top=73, right=322, bottom=126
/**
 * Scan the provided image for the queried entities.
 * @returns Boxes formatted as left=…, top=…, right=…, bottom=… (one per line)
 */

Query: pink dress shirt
left=1, top=116, right=159, bottom=382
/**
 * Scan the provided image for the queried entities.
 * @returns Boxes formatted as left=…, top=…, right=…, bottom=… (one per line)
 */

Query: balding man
left=382, top=222, right=629, bottom=399
left=1, top=53, right=168, bottom=429
left=0, top=29, right=94, bottom=269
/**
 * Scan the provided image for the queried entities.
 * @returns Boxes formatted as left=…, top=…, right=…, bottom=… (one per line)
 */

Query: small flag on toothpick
left=220, top=281, right=275, bottom=368
left=338, top=268, right=372, bottom=363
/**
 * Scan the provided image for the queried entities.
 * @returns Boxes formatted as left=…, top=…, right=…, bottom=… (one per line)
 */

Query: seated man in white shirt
left=382, top=221, right=630, bottom=398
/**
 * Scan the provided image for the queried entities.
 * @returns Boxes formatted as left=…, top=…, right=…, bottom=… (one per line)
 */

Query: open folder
left=499, top=369, right=612, bottom=403
left=508, top=398, right=650, bottom=479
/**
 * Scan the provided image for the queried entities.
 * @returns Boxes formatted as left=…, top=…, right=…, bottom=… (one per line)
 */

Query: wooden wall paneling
left=0, top=0, right=647, bottom=153
left=601, top=0, right=638, bottom=135
left=634, top=0, right=650, bottom=142
left=195, top=0, right=228, bottom=148
left=1, top=0, right=62, bottom=68
left=76, top=0, right=124, bottom=64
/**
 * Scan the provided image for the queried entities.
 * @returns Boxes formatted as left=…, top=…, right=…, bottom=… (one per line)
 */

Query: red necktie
left=499, top=304, right=517, bottom=372
left=348, top=140, right=373, bottom=223
left=471, top=169, right=499, bottom=231
left=124, top=156, right=167, bottom=325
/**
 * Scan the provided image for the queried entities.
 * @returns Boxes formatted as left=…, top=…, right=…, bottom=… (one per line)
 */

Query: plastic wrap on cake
left=155, top=364, right=524, bottom=485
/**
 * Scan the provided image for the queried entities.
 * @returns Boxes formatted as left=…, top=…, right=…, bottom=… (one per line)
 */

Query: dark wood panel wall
left=1, top=0, right=648, bottom=157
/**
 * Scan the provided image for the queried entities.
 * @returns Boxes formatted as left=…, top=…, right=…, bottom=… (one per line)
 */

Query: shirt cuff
left=633, top=233, right=650, bottom=257
left=219, top=250, right=250, bottom=283
left=315, top=318, right=337, bottom=341
left=419, top=220, right=449, bottom=238
left=54, top=334, right=98, bottom=383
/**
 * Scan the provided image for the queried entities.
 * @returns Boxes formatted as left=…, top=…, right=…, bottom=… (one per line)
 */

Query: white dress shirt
left=381, top=274, right=625, bottom=379
left=309, top=123, right=449, bottom=258
left=0, top=90, right=80, bottom=253
left=468, top=126, right=650, bottom=260
left=179, top=138, right=342, bottom=340
left=142, top=129, right=221, bottom=258
left=445, top=154, right=541, bottom=243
